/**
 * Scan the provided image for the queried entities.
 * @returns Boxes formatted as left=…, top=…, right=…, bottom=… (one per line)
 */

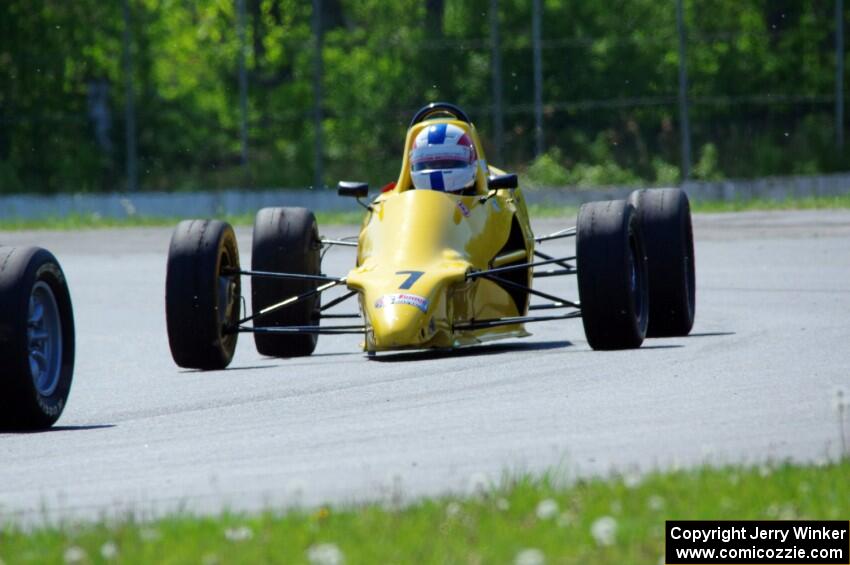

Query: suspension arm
left=232, top=325, right=365, bottom=335
left=454, top=311, right=582, bottom=330
left=234, top=279, right=345, bottom=326
left=228, top=269, right=345, bottom=283
left=320, top=238, right=358, bottom=247
left=467, top=256, right=576, bottom=279
left=534, top=226, right=576, bottom=243
left=480, top=273, right=580, bottom=309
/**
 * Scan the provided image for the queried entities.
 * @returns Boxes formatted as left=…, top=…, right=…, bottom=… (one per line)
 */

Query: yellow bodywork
left=344, top=118, right=536, bottom=352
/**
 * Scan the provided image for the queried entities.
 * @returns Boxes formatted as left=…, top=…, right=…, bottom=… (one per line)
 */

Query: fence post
left=837, top=0, right=845, bottom=151
left=532, top=0, right=544, bottom=158
left=236, top=0, right=249, bottom=168
left=490, top=0, right=504, bottom=163
left=676, top=0, right=692, bottom=179
left=122, top=0, right=138, bottom=192
left=312, top=0, right=324, bottom=189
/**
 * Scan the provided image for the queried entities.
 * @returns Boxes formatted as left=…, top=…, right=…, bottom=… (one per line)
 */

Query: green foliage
left=693, top=143, right=722, bottom=181
left=521, top=148, right=572, bottom=188
left=652, top=157, right=681, bottom=185
left=1, top=0, right=850, bottom=193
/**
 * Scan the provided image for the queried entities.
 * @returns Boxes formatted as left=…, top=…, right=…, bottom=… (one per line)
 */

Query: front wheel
left=165, top=220, right=241, bottom=369
left=628, top=188, right=695, bottom=337
left=576, top=200, right=648, bottom=350
left=251, top=207, right=321, bottom=357
left=0, top=247, right=76, bottom=430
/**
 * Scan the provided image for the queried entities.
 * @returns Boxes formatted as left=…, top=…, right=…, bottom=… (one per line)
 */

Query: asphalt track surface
left=1, top=210, right=849, bottom=523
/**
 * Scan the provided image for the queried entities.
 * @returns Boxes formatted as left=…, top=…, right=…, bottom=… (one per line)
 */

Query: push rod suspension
left=234, top=325, right=364, bottom=335
left=320, top=238, right=358, bottom=247
left=454, top=311, right=581, bottom=330
left=534, top=249, right=574, bottom=270
left=532, top=269, right=575, bottom=278
left=534, top=226, right=576, bottom=243
left=529, top=302, right=579, bottom=311
left=467, top=256, right=575, bottom=279
left=319, top=290, right=357, bottom=312
left=229, top=269, right=344, bottom=283
left=480, top=273, right=580, bottom=309
left=234, top=279, right=345, bottom=326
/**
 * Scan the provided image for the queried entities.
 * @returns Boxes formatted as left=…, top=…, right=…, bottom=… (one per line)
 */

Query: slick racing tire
left=0, top=246, right=75, bottom=430
left=576, top=200, right=649, bottom=350
left=251, top=207, right=321, bottom=357
left=628, top=188, right=695, bottom=337
left=166, top=220, right=241, bottom=370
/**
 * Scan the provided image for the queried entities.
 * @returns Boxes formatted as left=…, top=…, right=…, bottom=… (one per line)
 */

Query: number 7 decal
left=396, top=270, right=424, bottom=290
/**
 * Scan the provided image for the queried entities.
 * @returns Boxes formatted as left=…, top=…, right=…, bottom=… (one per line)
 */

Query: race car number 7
left=395, top=270, right=424, bottom=290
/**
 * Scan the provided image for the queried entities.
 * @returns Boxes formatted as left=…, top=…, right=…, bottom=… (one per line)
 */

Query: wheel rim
left=28, top=281, right=63, bottom=397
left=218, top=248, right=239, bottom=342
left=628, top=232, right=648, bottom=329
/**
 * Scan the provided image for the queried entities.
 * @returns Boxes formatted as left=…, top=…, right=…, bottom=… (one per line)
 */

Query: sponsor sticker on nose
left=374, top=293, right=430, bottom=313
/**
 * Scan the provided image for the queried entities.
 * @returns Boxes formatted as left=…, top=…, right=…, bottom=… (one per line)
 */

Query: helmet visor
left=412, top=159, right=469, bottom=172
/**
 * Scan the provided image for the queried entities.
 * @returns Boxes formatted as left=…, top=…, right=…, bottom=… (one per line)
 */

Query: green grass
left=691, top=193, right=850, bottom=213
left=1, top=194, right=849, bottom=232
left=527, top=193, right=850, bottom=219
left=1, top=460, right=847, bottom=564
left=0, top=211, right=366, bottom=232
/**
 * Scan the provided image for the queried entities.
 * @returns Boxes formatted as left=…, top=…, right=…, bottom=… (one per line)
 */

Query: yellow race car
left=165, top=103, right=695, bottom=368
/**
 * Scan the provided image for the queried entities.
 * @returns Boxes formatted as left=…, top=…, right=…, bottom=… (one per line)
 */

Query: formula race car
left=0, top=246, right=75, bottom=429
left=164, top=102, right=695, bottom=369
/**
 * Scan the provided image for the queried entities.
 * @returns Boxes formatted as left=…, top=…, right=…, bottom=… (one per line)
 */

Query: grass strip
left=0, top=459, right=847, bottom=564
left=1, top=194, right=849, bottom=231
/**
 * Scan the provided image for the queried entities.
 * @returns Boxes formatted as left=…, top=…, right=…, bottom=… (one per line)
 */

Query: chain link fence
left=1, top=0, right=847, bottom=194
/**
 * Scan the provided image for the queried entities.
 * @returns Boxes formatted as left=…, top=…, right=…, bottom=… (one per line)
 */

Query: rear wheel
left=576, top=200, right=648, bottom=350
left=251, top=207, right=321, bottom=357
left=0, top=247, right=75, bottom=430
left=628, top=188, right=695, bottom=337
left=165, top=220, right=241, bottom=369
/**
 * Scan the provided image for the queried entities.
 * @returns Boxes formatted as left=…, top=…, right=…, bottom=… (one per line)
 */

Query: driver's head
left=410, top=123, right=477, bottom=192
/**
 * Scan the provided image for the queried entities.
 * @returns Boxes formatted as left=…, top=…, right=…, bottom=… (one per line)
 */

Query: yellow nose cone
left=369, top=300, right=431, bottom=349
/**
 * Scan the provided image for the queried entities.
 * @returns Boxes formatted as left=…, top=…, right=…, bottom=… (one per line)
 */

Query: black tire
left=165, top=220, right=241, bottom=369
left=576, top=200, right=649, bottom=350
left=0, top=247, right=75, bottom=430
left=628, top=188, right=695, bottom=337
left=251, top=207, right=321, bottom=357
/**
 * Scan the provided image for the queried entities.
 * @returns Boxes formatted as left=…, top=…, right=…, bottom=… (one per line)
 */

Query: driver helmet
left=410, top=123, right=477, bottom=192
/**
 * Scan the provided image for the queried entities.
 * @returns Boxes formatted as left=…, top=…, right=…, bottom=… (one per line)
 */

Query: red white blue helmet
left=410, top=123, right=478, bottom=192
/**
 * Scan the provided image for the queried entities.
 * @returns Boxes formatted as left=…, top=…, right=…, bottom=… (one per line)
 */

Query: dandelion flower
left=224, top=525, right=254, bottom=542
left=514, top=548, right=545, bottom=565
left=63, top=546, right=87, bottom=564
left=623, top=470, right=642, bottom=488
left=535, top=498, right=559, bottom=520
left=446, top=502, right=462, bottom=518
left=100, top=541, right=119, bottom=560
left=648, top=495, right=665, bottom=511
left=307, top=543, right=345, bottom=565
left=591, top=516, right=618, bottom=547
left=496, top=498, right=510, bottom=511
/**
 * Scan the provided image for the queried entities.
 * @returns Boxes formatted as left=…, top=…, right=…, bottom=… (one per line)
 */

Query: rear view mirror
left=488, top=174, right=518, bottom=190
left=338, top=181, right=369, bottom=198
